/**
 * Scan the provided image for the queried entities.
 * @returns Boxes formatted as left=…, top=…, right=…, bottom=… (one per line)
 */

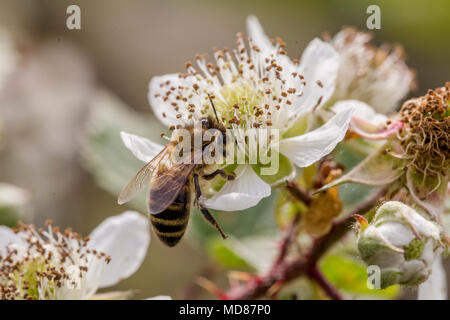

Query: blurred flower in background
left=0, top=183, right=31, bottom=226
left=0, top=28, right=31, bottom=227
left=327, top=27, right=416, bottom=114
left=0, top=211, right=150, bottom=300
left=0, top=37, right=96, bottom=226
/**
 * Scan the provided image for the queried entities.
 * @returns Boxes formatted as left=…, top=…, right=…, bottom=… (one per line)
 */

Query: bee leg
left=202, top=169, right=236, bottom=181
left=199, top=207, right=228, bottom=239
left=193, top=173, right=227, bottom=239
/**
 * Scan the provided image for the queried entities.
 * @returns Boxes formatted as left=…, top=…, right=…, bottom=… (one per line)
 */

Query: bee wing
left=148, top=161, right=195, bottom=214
left=117, top=147, right=168, bottom=205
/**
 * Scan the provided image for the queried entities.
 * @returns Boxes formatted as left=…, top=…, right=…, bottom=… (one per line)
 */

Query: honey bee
left=118, top=100, right=235, bottom=247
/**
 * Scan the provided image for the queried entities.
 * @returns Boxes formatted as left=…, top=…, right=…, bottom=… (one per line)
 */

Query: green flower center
left=11, top=258, right=50, bottom=300
left=214, top=82, right=265, bottom=128
left=0, top=222, right=109, bottom=300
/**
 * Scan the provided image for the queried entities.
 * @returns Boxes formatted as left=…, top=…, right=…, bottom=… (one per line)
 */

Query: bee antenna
left=207, top=93, right=220, bottom=123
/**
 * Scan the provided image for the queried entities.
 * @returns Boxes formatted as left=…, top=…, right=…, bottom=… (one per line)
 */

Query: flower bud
left=357, top=201, right=442, bottom=289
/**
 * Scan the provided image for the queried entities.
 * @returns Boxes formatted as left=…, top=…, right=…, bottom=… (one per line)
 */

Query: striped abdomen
left=149, top=184, right=191, bottom=247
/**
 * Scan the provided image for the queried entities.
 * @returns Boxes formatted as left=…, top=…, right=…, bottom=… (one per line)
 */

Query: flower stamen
left=0, top=221, right=110, bottom=300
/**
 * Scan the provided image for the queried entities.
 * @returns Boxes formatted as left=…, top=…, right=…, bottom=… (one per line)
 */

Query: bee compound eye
left=201, top=119, right=209, bottom=127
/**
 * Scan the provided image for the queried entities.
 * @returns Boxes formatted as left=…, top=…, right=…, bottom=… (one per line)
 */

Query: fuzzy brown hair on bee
left=118, top=114, right=235, bottom=247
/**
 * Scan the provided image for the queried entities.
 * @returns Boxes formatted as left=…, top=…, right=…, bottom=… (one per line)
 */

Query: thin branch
left=285, top=181, right=313, bottom=206
left=223, top=186, right=388, bottom=300
left=271, top=212, right=301, bottom=270
left=307, top=265, right=343, bottom=300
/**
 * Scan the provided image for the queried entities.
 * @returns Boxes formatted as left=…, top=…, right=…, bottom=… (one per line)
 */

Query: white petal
left=148, top=73, right=195, bottom=127
left=331, top=100, right=388, bottom=126
left=294, top=39, right=339, bottom=116
left=376, top=222, right=414, bottom=247
left=204, top=165, right=271, bottom=211
left=246, top=22, right=338, bottom=119
left=418, top=255, right=447, bottom=300
left=0, top=226, right=20, bottom=256
left=146, top=295, right=172, bottom=300
left=120, top=131, right=164, bottom=163
left=91, top=290, right=137, bottom=300
left=280, top=107, right=354, bottom=168
left=0, top=183, right=30, bottom=207
left=246, top=15, right=273, bottom=55
left=331, top=100, right=396, bottom=139
left=246, top=15, right=296, bottom=73
left=88, top=211, right=151, bottom=288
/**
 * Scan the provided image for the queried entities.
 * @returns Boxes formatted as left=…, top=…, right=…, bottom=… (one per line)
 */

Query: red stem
left=285, top=181, right=313, bottom=206
left=271, top=212, right=300, bottom=270
left=307, top=265, right=343, bottom=300
left=223, top=187, right=388, bottom=300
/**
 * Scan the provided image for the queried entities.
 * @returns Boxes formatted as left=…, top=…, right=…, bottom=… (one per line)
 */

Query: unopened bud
left=358, top=201, right=442, bottom=288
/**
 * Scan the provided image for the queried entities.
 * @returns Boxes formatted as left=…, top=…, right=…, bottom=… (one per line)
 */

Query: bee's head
left=201, top=118, right=210, bottom=128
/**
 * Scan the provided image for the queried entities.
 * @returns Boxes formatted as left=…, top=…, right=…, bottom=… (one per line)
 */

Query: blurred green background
left=0, top=0, right=448, bottom=299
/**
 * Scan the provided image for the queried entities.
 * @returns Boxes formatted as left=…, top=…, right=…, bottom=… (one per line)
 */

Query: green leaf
left=188, top=193, right=278, bottom=249
left=252, top=153, right=295, bottom=186
left=316, top=143, right=405, bottom=193
left=338, top=183, right=376, bottom=207
left=0, top=206, right=23, bottom=227
left=208, top=239, right=254, bottom=271
left=325, top=139, right=380, bottom=209
left=208, top=234, right=279, bottom=273
left=274, top=190, right=306, bottom=229
left=320, top=252, right=400, bottom=299
left=333, top=138, right=378, bottom=169
left=282, top=114, right=309, bottom=139
left=406, top=168, right=448, bottom=218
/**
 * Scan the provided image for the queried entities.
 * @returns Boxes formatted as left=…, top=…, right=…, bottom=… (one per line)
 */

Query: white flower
left=321, top=84, right=449, bottom=218
left=0, top=184, right=29, bottom=207
left=146, top=295, right=172, bottom=300
left=121, top=15, right=354, bottom=211
left=357, top=201, right=442, bottom=289
left=418, top=254, right=447, bottom=300
left=324, top=27, right=416, bottom=141
left=328, top=27, right=415, bottom=114
left=0, top=211, right=150, bottom=300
